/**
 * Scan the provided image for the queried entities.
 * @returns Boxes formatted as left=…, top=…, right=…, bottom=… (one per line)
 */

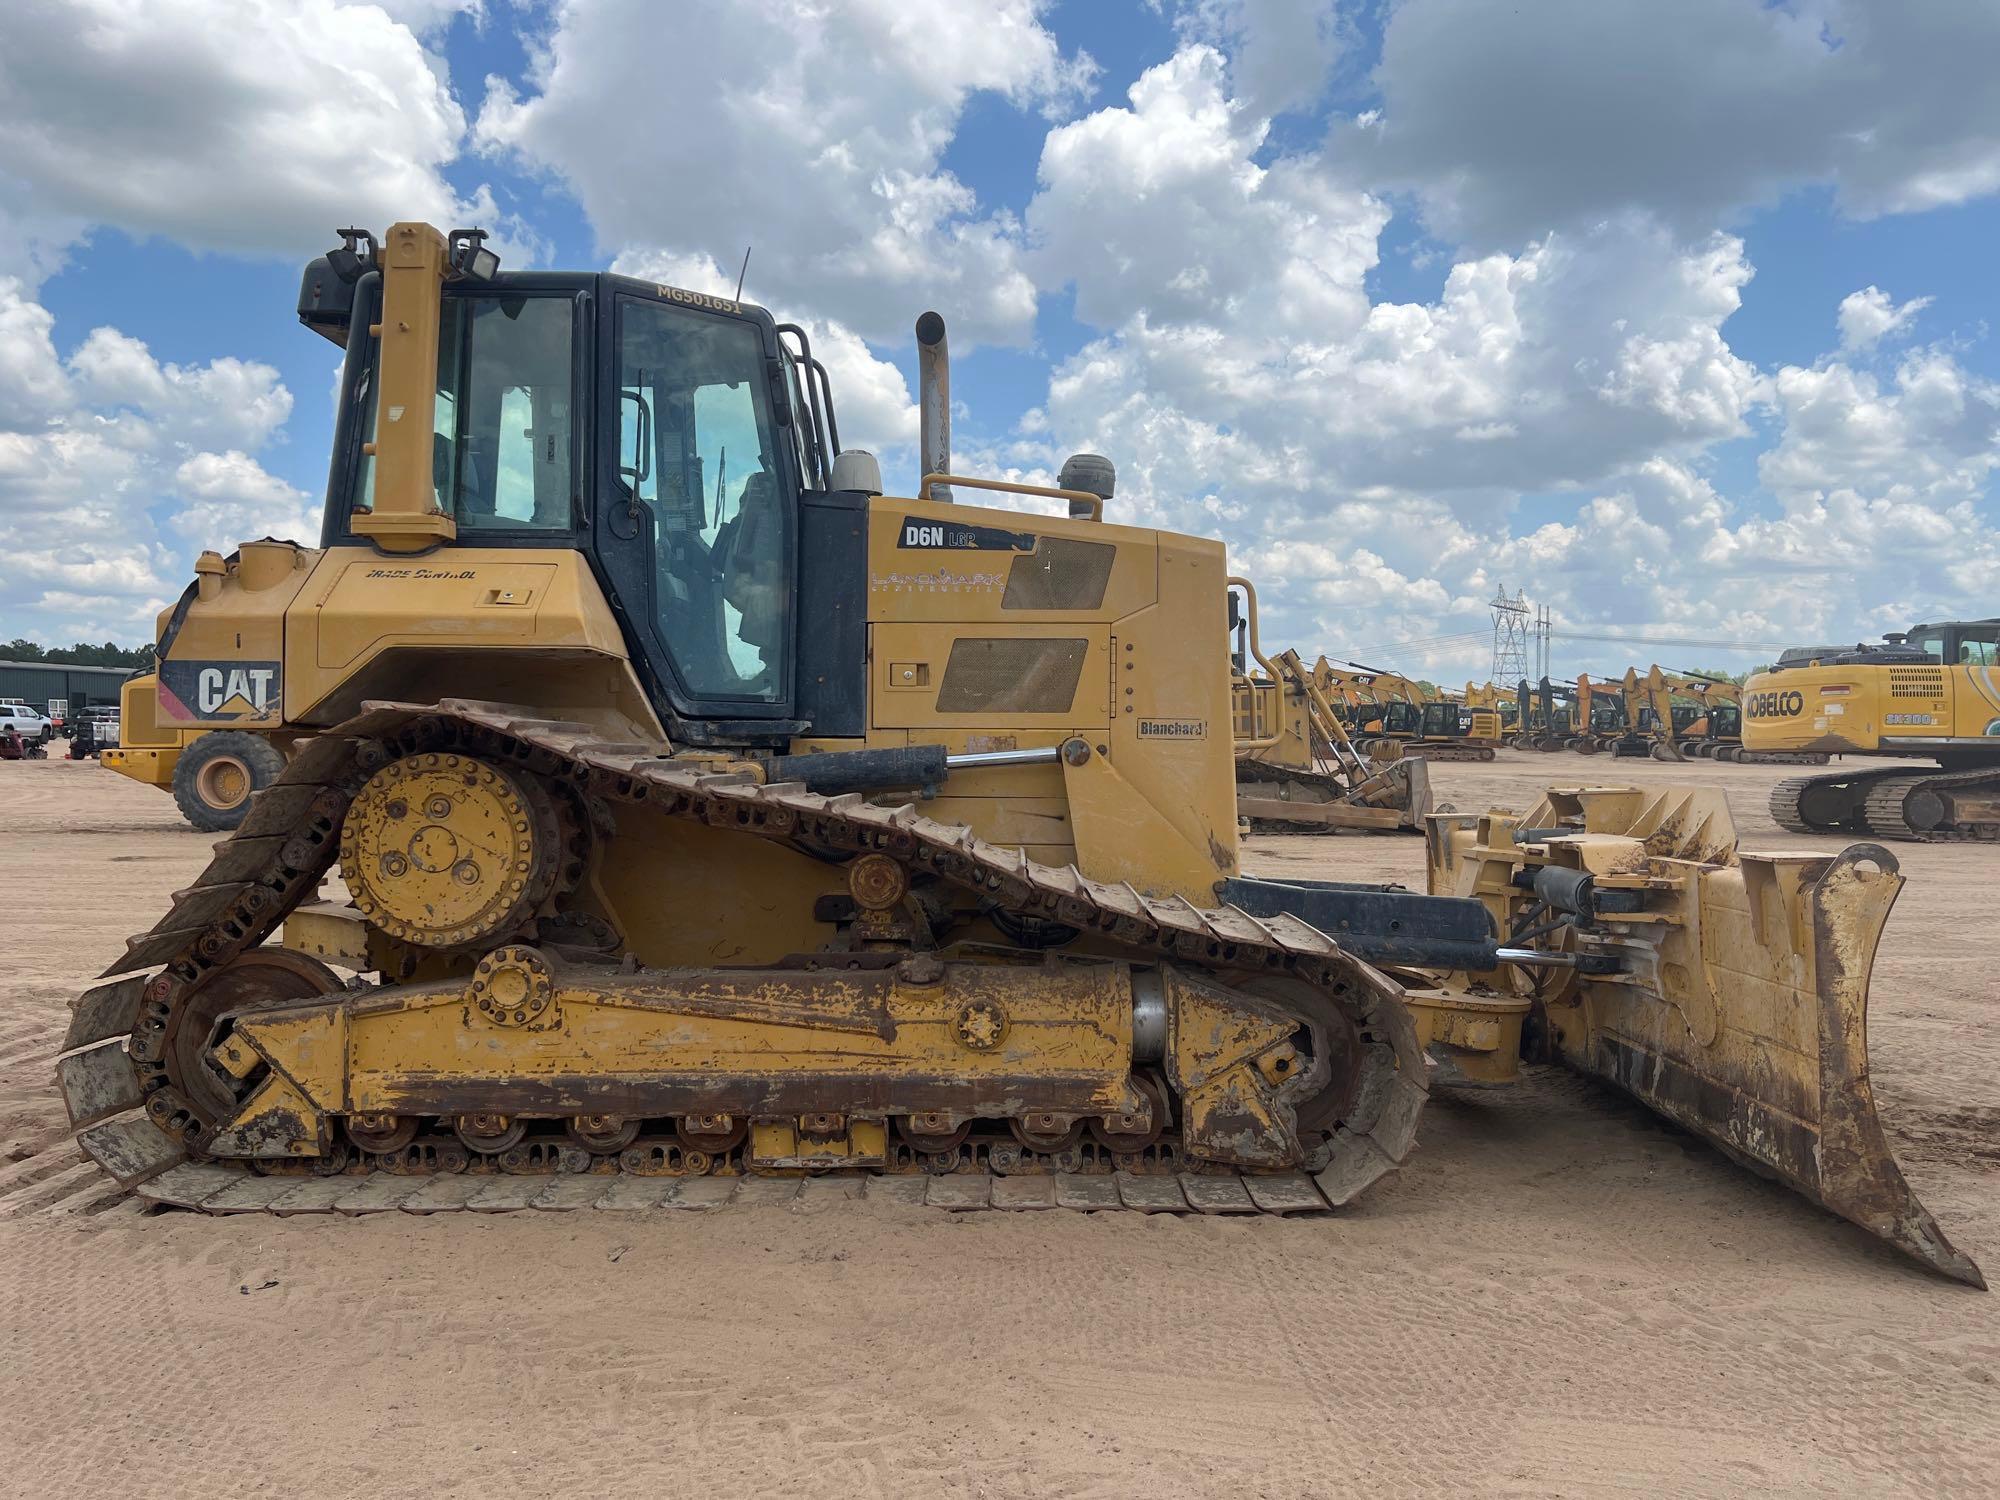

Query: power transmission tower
left=1490, top=588, right=1530, bottom=685
left=1535, top=603, right=1552, bottom=681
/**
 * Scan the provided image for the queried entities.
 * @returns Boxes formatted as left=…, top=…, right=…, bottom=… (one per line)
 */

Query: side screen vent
left=1890, top=668, right=1945, bottom=698
left=1001, top=539, right=1115, bottom=611
left=936, top=638, right=1088, bottom=713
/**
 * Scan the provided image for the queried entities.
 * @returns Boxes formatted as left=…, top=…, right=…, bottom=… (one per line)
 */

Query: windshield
left=616, top=298, right=789, bottom=701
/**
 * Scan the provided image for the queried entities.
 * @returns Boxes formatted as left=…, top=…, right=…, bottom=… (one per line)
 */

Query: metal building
left=0, top=659, right=135, bottom=717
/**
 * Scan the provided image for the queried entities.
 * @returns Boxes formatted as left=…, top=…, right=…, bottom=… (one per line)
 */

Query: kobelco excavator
left=1754, top=619, right=2000, bottom=841
left=51, top=223, right=1979, bottom=1286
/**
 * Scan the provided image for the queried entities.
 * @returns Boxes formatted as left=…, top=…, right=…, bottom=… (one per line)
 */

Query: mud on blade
left=1428, top=789, right=1983, bottom=1288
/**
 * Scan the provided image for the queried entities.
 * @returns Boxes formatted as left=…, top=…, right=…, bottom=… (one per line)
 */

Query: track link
left=62, top=699, right=1428, bottom=1218
left=1771, top=765, right=2000, bottom=842
left=1769, top=774, right=1820, bottom=833
left=126, top=1160, right=1343, bottom=1218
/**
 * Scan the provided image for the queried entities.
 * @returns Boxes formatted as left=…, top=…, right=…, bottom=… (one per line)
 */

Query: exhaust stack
left=916, top=310, right=949, bottom=500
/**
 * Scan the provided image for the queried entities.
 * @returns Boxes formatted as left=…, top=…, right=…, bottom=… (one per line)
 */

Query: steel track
left=61, top=699, right=1428, bottom=1218
left=1770, top=764, right=2000, bottom=842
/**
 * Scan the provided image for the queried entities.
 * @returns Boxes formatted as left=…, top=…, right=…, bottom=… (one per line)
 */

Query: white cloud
left=1027, top=51, right=1763, bottom=532
left=1837, top=285, right=1933, bottom=351
left=1760, top=348, right=2000, bottom=505
left=1164, top=0, right=1347, bottom=119
left=170, top=451, right=317, bottom=544
left=476, top=0, right=1097, bottom=344
left=0, top=284, right=309, bottom=641
left=1341, top=0, right=2000, bottom=248
left=0, top=279, right=72, bottom=430
left=362, top=0, right=485, bottom=32
left=69, top=328, right=293, bottom=454
left=1011, top=40, right=1997, bottom=683
left=0, top=0, right=503, bottom=265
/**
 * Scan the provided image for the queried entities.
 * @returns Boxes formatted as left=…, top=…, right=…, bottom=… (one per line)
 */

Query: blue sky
left=3, top=0, right=1997, bottom=685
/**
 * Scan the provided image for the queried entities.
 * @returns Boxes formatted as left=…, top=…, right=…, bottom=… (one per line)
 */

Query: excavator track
left=61, top=700, right=1427, bottom=1219
left=1398, top=745, right=1496, bottom=763
left=1771, top=765, right=2000, bottom=841
left=1736, top=750, right=1829, bottom=766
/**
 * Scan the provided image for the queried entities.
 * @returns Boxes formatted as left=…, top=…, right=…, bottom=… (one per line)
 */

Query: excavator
left=50, top=222, right=1979, bottom=1286
left=1512, top=677, right=1575, bottom=751
left=1671, top=672, right=1741, bottom=759
left=1566, top=673, right=1629, bottom=754
left=1619, top=666, right=1686, bottom=761
left=1667, top=671, right=1828, bottom=768
left=1337, top=664, right=1497, bottom=762
left=1753, top=618, right=2000, bottom=841
left=1230, top=621, right=1431, bottom=833
left=1463, top=681, right=1515, bottom=735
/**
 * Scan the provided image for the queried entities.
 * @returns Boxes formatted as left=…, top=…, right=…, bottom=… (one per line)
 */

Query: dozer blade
left=1578, top=844, right=1981, bottom=1286
left=1429, top=790, right=1983, bottom=1286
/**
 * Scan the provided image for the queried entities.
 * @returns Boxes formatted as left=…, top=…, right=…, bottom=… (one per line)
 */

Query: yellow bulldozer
left=1229, top=620, right=1432, bottom=832
left=1752, top=618, right=2000, bottom=840
left=50, top=222, right=1979, bottom=1285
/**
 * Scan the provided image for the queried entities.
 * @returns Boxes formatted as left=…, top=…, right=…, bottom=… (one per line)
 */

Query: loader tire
left=172, top=731, right=286, bottom=833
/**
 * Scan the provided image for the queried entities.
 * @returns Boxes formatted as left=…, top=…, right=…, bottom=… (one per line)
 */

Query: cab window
left=1954, top=626, right=1999, bottom=666
left=349, top=294, right=576, bottom=530
left=615, top=297, right=789, bottom=702
left=1909, top=629, right=1946, bottom=662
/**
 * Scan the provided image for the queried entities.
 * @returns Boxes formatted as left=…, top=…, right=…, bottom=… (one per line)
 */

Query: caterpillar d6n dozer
left=1753, top=620, right=2000, bottom=841
left=53, top=223, right=1980, bottom=1285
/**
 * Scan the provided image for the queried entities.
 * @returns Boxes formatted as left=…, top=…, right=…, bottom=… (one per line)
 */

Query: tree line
left=3, top=639, right=156, bottom=669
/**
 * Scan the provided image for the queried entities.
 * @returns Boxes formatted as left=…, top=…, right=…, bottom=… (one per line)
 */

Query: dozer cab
left=52, top=223, right=1979, bottom=1286
left=1754, top=618, right=2000, bottom=840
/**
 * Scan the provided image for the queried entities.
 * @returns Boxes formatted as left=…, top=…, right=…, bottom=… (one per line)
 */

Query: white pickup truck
left=0, top=703, right=55, bottom=744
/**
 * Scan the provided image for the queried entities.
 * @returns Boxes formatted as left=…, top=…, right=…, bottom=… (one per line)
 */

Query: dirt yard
left=0, top=752, right=1993, bottom=1499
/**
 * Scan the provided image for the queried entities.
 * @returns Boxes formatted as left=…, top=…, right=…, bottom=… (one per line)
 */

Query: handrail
left=918, top=471, right=1104, bottom=522
left=1226, top=575, right=1283, bottom=750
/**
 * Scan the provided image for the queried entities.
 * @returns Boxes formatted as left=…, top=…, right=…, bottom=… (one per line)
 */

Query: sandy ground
left=0, top=752, right=1994, bottom=1499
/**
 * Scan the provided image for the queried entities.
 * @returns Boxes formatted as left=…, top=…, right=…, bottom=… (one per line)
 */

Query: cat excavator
left=1335, top=664, right=1497, bottom=762
left=1754, top=619, right=2000, bottom=840
left=1672, top=672, right=1742, bottom=759
left=51, top=222, right=1979, bottom=1287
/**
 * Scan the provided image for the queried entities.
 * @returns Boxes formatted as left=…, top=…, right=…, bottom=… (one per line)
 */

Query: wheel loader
left=51, top=223, right=1980, bottom=1286
left=1753, top=619, right=2000, bottom=841
left=102, top=707, right=295, bottom=831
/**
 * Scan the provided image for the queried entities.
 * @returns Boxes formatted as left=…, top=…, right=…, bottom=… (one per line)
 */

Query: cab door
left=595, top=285, right=803, bottom=734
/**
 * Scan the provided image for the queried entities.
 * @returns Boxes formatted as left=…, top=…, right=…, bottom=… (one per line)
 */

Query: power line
left=1550, top=628, right=1789, bottom=651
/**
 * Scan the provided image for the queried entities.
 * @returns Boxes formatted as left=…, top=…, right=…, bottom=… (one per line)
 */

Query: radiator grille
left=936, top=638, right=1088, bottom=714
left=1001, top=539, right=1116, bottom=611
left=1890, top=668, right=1945, bottom=698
